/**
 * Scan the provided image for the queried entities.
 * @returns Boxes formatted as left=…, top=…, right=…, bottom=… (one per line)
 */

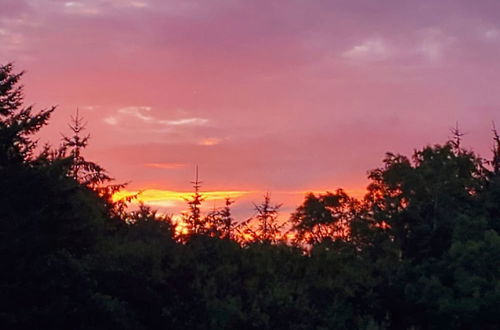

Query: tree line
left=1, top=63, right=499, bottom=329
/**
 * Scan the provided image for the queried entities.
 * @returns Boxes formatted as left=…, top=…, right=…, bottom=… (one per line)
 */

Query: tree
left=360, top=140, right=499, bottom=329
left=204, top=198, right=237, bottom=239
left=182, top=166, right=207, bottom=238
left=491, top=123, right=500, bottom=175
left=365, top=143, right=485, bottom=262
left=240, top=193, right=284, bottom=244
left=219, top=197, right=236, bottom=240
left=58, top=109, right=132, bottom=221
left=0, top=63, right=54, bottom=167
left=0, top=64, right=126, bottom=329
left=291, top=189, right=357, bottom=246
left=60, top=109, right=111, bottom=187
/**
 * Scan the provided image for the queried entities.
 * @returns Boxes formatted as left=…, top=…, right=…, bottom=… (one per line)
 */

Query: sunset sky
left=2, top=0, right=500, bottom=218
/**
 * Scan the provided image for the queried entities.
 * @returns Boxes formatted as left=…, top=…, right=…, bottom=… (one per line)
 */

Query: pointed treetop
left=492, top=121, right=500, bottom=174
left=450, top=122, right=465, bottom=151
left=191, top=165, right=202, bottom=193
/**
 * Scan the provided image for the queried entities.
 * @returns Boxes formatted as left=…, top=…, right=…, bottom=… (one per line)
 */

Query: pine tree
left=219, top=197, right=236, bottom=239
left=59, top=109, right=131, bottom=220
left=450, top=122, right=465, bottom=153
left=240, top=193, right=284, bottom=244
left=204, top=197, right=236, bottom=239
left=61, top=109, right=111, bottom=187
left=492, top=123, right=500, bottom=175
left=0, top=63, right=55, bottom=167
left=183, top=166, right=206, bottom=237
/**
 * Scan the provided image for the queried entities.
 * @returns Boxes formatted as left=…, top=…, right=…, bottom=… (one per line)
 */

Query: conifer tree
left=204, top=197, right=236, bottom=239
left=59, top=109, right=131, bottom=219
left=219, top=197, right=236, bottom=239
left=61, top=109, right=111, bottom=187
left=183, top=166, right=206, bottom=237
left=450, top=122, right=465, bottom=153
left=0, top=63, right=54, bottom=166
left=240, top=193, right=284, bottom=244
left=492, top=123, right=500, bottom=175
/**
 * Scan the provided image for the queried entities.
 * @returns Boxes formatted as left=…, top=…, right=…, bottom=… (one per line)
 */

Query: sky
left=1, top=0, right=500, bottom=218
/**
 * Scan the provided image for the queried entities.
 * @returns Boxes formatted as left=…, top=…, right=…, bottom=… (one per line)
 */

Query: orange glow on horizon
left=112, top=186, right=368, bottom=209
left=113, top=188, right=250, bottom=207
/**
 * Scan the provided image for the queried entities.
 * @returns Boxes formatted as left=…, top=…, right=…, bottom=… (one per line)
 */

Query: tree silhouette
left=203, top=197, right=237, bottom=239
left=60, top=109, right=111, bottom=187
left=240, top=193, right=284, bottom=244
left=59, top=109, right=131, bottom=220
left=492, top=123, right=500, bottom=175
left=291, top=189, right=357, bottom=246
left=450, top=122, right=465, bottom=152
left=182, top=166, right=207, bottom=237
left=0, top=63, right=54, bottom=167
left=219, top=197, right=236, bottom=239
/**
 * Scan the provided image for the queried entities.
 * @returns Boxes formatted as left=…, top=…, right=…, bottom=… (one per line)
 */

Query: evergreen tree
left=60, top=109, right=131, bottom=220
left=183, top=166, right=206, bottom=237
left=240, top=193, right=284, bottom=244
left=0, top=63, right=54, bottom=167
left=204, top=198, right=237, bottom=239
left=60, top=109, right=111, bottom=187
left=492, top=123, right=500, bottom=175
left=219, top=197, right=236, bottom=240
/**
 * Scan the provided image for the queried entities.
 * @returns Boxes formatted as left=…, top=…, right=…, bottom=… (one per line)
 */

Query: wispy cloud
left=61, top=0, right=149, bottom=16
left=144, top=162, right=186, bottom=169
left=198, top=137, right=221, bottom=146
left=343, top=38, right=392, bottom=62
left=118, top=106, right=153, bottom=121
left=159, top=117, right=208, bottom=126
left=63, top=1, right=101, bottom=16
left=416, top=28, right=455, bottom=63
left=483, top=28, right=500, bottom=41
left=108, top=0, right=150, bottom=9
left=103, top=116, right=118, bottom=125
left=104, top=106, right=208, bottom=128
left=0, top=28, right=25, bottom=52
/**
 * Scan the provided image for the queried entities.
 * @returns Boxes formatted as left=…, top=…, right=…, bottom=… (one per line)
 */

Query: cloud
left=104, top=106, right=209, bottom=128
left=159, top=118, right=208, bottom=126
left=118, top=106, right=153, bottom=121
left=343, top=38, right=392, bottom=62
left=105, top=0, right=150, bottom=9
left=417, top=28, right=455, bottom=63
left=483, top=28, right=499, bottom=41
left=0, top=28, right=25, bottom=52
left=79, top=105, right=100, bottom=111
left=198, top=137, right=221, bottom=146
left=342, top=30, right=457, bottom=65
left=63, top=1, right=101, bottom=16
left=144, top=162, right=186, bottom=169
left=103, top=116, right=118, bottom=125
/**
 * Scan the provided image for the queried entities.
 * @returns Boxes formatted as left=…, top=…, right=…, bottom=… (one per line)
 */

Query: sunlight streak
left=113, top=189, right=249, bottom=205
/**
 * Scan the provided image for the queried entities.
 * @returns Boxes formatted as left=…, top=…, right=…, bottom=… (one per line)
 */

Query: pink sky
left=2, top=0, right=500, bottom=218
